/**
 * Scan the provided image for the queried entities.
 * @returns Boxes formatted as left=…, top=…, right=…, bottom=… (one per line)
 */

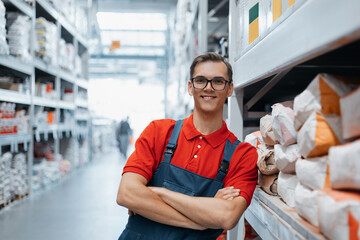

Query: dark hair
left=190, top=52, right=233, bottom=81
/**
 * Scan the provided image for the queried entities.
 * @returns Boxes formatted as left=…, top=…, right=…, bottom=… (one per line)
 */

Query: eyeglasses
left=191, top=77, right=231, bottom=91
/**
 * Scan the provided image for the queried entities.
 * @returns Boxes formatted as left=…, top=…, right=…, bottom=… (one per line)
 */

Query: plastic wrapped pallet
left=244, top=131, right=264, bottom=148
left=341, top=87, right=360, bottom=140
left=10, top=153, right=28, bottom=196
left=297, top=111, right=342, bottom=158
left=257, top=144, right=279, bottom=175
left=260, top=114, right=278, bottom=146
left=295, top=156, right=329, bottom=190
left=258, top=172, right=278, bottom=196
left=329, top=140, right=360, bottom=190
left=274, top=144, right=299, bottom=174
left=277, top=172, right=298, bottom=207
left=35, top=17, right=58, bottom=65
left=294, top=74, right=353, bottom=130
left=6, top=12, right=31, bottom=62
left=294, top=183, right=319, bottom=227
left=318, top=189, right=360, bottom=240
left=0, top=152, right=12, bottom=202
left=0, top=0, right=9, bottom=55
left=272, top=101, right=297, bottom=146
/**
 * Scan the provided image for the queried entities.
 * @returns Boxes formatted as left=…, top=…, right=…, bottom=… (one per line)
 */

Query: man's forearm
left=151, top=187, right=247, bottom=230
left=117, top=173, right=205, bottom=230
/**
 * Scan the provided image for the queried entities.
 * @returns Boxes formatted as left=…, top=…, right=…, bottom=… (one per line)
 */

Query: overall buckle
left=219, top=160, right=229, bottom=173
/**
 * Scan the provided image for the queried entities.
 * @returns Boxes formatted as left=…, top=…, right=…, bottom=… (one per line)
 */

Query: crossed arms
left=116, top=172, right=247, bottom=230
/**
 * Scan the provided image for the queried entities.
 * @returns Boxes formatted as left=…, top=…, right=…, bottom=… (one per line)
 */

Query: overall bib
left=119, top=120, right=240, bottom=240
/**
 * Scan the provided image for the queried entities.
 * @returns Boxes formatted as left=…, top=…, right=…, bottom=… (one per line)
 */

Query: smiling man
left=116, top=52, right=258, bottom=240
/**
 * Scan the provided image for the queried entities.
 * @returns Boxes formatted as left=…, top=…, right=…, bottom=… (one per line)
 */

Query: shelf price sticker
left=249, top=2, right=259, bottom=44
left=273, top=0, right=282, bottom=22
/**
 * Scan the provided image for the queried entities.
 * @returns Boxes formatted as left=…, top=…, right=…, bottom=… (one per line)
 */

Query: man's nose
left=204, top=80, right=214, bottom=91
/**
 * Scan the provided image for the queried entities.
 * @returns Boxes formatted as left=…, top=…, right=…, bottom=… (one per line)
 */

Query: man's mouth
left=201, top=96, right=216, bottom=100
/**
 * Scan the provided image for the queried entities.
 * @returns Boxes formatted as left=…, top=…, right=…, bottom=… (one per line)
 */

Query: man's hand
left=214, top=186, right=240, bottom=200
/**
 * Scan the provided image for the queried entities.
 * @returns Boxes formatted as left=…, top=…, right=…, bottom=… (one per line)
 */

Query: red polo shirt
left=123, top=114, right=258, bottom=206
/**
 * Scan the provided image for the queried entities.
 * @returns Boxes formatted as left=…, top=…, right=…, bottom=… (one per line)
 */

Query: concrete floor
left=0, top=149, right=129, bottom=240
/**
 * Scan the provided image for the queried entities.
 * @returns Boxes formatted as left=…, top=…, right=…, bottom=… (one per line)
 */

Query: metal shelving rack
left=0, top=0, right=91, bottom=207
left=228, top=0, right=360, bottom=239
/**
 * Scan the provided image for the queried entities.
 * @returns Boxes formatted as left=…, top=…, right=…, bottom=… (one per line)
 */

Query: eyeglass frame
left=190, top=76, right=232, bottom=91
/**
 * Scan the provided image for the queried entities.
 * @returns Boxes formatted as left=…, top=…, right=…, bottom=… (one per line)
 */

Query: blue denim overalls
left=119, top=120, right=240, bottom=240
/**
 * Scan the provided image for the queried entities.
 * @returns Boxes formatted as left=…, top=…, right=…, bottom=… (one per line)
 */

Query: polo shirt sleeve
left=122, top=119, right=174, bottom=183
left=224, top=142, right=258, bottom=207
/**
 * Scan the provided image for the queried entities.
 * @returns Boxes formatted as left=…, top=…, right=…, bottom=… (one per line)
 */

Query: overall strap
left=163, top=120, right=184, bottom=163
left=215, top=139, right=241, bottom=181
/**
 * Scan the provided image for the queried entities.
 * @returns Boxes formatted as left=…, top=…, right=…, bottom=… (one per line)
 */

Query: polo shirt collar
left=182, top=114, right=230, bottom=148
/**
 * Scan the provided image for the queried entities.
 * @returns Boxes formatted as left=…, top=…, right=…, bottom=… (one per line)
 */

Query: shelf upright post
left=198, top=0, right=208, bottom=54
left=55, top=19, right=61, bottom=163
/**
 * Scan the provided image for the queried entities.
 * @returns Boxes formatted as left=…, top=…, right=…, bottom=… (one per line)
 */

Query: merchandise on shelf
left=271, top=101, right=297, bottom=146
left=329, top=140, right=360, bottom=190
left=293, top=74, right=353, bottom=131
left=0, top=76, right=31, bottom=94
left=59, top=39, right=75, bottom=71
left=0, top=152, right=11, bottom=202
left=318, top=189, right=360, bottom=240
left=297, top=111, right=342, bottom=158
left=6, top=12, right=31, bottom=62
left=274, top=144, right=299, bottom=174
left=340, top=86, right=360, bottom=140
left=35, top=81, right=56, bottom=99
left=0, top=102, right=29, bottom=135
left=34, top=106, right=56, bottom=126
left=277, top=171, right=298, bottom=207
left=257, top=144, right=278, bottom=175
left=50, top=0, right=75, bottom=23
left=258, top=172, right=278, bottom=196
left=10, top=153, right=28, bottom=196
left=294, top=183, right=319, bottom=227
left=63, top=110, right=74, bottom=124
left=260, top=114, right=278, bottom=146
left=62, top=88, right=74, bottom=102
left=295, top=156, right=328, bottom=190
left=75, top=55, right=82, bottom=76
left=75, top=6, right=88, bottom=37
left=35, top=17, right=58, bottom=65
left=0, top=0, right=9, bottom=55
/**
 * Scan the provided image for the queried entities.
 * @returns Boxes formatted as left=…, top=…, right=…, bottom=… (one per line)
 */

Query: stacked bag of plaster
left=270, top=101, right=299, bottom=207
left=244, top=131, right=264, bottom=148
left=318, top=189, right=360, bottom=240
left=10, top=153, right=28, bottom=196
left=258, top=115, right=279, bottom=195
left=294, top=74, right=353, bottom=157
left=0, top=152, right=11, bottom=202
left=340, top=86, right=360, bottom=140
left=35, top=17, right=58, bottom=65
left=6, top=12, right=31, bottom=62
left=0, top=0, right=9, bottom=55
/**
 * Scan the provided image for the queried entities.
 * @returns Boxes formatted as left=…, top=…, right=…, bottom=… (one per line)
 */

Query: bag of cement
left=260, top=114, right=278, bottom=146
left=329, top=140, right=360, bottom=190
left=294, top=183, right=319, bottom=227
left=274, top=144, right=299, bottom=174
left=258, top=172, right=278, bottom=196
left=244, top=131, right=264, bottom=148
left=295, top=156, right=329, bottom=190
left=257, top=144, right=279, bottom=175
left=277, top=172, right=298, bottom=207
left=297, top=111, right=342, bottom=158
left=294, top=74, right=353, bottom=130
left=341, top=87, right=360, bottom=140
left=272, top=101, right=297, bottom=146
left=318, top=189, right=360, bottom=240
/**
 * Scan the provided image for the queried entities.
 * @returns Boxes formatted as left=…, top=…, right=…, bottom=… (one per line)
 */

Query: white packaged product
left=297, top=111, right=341, bottom=158
left=274, top=144, right=299, bottom=174
left=260, top=114, right=278, bottom=146
left=340, top=87, right=360, bottom=139
left=258, top=172, right=278, bottom=196
left=329, top=140, right=360, bottom=190
left=0, top=0, right=9, bottom=55
left=277, top=172, right=298, bottom=207
left=294, top=183, right=319, bottom=227
left=294, top=74, right=353, bottom=130
left=271, top=101, right=297, bottom=146
left=318, top=189, right=360, bottom=240
left=257, top=144, right=278, bottom=175
left=295, top=156, right=329, bottom=190
left=244, top=131, right=264, bottom=148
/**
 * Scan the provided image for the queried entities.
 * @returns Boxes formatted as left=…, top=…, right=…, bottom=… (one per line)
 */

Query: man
left=117, top=52, right=258, bottom=239
left=116, top=117, right=132, bottom=158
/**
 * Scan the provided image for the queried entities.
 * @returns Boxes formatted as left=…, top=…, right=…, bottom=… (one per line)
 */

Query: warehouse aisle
left=0, top=149, right=129, bottom=240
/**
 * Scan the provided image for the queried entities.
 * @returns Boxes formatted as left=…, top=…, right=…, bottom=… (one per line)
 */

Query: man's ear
left=188, top=81, right=193, bottom=96
left=227, top=82, right=234, bottom=97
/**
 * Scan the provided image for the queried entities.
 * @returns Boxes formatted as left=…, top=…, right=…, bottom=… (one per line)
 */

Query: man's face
left=188, top=61, right=233, bottom=115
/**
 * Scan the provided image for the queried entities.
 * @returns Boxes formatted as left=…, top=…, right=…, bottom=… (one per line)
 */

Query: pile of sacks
left=245, top=73, right=360, bottom=240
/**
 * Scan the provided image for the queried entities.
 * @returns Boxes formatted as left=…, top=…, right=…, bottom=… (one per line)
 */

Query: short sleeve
left=224, top=143, right=258, bottom=207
